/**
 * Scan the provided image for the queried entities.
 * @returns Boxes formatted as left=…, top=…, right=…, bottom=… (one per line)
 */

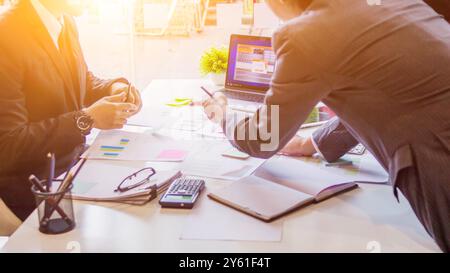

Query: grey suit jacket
left=224, top=0, right=450, bottom=191
left=312, top=0, right=450, bottom=163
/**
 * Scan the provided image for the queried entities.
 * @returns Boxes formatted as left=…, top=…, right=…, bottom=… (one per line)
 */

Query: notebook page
left=209, top=176, right=314, bottom=220
left=255, top=156, right=356, bottom=198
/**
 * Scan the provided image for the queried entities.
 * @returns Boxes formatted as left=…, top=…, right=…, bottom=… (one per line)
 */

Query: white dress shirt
left=30, top=0, right=63, bottom=50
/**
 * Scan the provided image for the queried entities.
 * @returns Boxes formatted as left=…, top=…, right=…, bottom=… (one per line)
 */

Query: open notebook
left=208, top=173, right=357, bottom=222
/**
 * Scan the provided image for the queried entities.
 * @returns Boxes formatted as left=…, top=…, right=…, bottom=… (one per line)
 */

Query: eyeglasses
left=115, top=167, right=156, bottom=193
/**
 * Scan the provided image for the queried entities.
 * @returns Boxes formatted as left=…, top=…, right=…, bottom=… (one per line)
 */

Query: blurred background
left=0, top=0, right=281, bottom=90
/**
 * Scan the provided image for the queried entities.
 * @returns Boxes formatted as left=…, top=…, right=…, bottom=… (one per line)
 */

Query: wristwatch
left=74, top=110, right=94, bottom=136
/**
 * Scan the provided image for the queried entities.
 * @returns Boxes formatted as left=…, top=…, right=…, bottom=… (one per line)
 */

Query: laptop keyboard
left=223, top=90, right=265, bottom=103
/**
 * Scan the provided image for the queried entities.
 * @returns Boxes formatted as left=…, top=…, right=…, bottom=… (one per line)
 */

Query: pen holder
left=31, top=181, right=76, bottom=235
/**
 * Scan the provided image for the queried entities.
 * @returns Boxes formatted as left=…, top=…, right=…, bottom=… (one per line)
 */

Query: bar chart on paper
left=85, top=130, right=191, bottom=162
left=99, top=138, right=130, bottom=158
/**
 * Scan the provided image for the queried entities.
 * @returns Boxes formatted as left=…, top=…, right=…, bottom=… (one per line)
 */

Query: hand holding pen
left=109, top=81, right=143, bottom=112
left=200, top=86, right=228, bottom=123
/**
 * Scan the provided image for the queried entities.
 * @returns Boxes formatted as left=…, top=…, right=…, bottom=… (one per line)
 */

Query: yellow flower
left=200, top=46, right=228, bottom=75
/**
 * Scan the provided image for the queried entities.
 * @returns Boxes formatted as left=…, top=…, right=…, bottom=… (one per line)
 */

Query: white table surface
left=1, top=79, right=441, bottom=253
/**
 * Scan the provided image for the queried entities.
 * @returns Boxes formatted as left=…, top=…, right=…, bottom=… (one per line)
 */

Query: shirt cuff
left=310, top=134, right=325, bottom=159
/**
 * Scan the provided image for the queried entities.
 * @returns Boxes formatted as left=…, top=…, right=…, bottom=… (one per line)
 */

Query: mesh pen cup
left=31, top=182, right=76, bottom=234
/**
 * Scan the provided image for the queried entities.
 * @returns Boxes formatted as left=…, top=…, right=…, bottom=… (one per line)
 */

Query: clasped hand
left=84, top=82, right=142, bottom=130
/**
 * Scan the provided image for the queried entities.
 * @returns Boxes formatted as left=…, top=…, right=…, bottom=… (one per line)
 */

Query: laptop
left=220, top=34, right=275, bottom=103
left=219, top=34, right=333, bottom=128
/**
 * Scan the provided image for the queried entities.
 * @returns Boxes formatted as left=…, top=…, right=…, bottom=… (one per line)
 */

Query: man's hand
left=110, top=82, right=142, bottom=114
left=202, top=92, right=228, bottom=124
left=279, top=136, right=317, bottom=157
left=84, top=93, right=137, bottom=130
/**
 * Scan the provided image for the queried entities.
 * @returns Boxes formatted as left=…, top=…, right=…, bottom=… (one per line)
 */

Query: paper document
left=181, top=140, right=266, bottom=181
left=350, top=153, right=389, bottom=183
left=84, top=130, right=190, bottom=162
left=128, top=104, right=177, bottom=131
left=180, top=191, right=282, bottom=242
left=255, top=153, right=388, bottom=189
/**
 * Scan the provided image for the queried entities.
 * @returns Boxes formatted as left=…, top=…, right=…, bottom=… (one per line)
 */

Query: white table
left=1, top=79, right=440, bottom=253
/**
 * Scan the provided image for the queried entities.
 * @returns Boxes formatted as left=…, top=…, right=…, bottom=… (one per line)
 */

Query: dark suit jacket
left=224, top=0, right=450, bottom=191
left=0, top=0, right=125, bottom=219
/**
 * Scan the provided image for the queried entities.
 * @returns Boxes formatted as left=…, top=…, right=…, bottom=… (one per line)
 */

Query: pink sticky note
left=156, top=149, right=188, bottom=161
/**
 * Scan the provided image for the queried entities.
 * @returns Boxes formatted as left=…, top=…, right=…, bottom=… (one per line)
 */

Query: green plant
left=200, top=46, right=228, bottom=75
left=305, top=107, right=319, bottom=124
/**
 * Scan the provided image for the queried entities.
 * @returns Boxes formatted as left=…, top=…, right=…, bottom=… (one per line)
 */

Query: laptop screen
left=226, top=35, right=275, bottom=92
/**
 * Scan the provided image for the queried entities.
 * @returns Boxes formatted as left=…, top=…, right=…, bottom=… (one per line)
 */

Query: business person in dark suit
left=203, top=0, right=450, bottom=252
left=0, top=0, right=142, bottom=220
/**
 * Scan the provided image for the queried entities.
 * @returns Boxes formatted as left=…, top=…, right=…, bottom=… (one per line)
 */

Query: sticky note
left=156, top=149, right=188, bottom=161
left=174, top=97, right=192, bottom=102
left=166, top=98, right=193, bottom=107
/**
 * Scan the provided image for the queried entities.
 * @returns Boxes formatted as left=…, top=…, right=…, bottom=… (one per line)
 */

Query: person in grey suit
left=281, top=0, right=450, bottom=160
left=203, top=0, right=450, bottom=252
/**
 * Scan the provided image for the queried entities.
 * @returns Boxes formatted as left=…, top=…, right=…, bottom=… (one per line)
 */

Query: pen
left=200, top=86, right=214, bottom=98
left=29, top=175, right=48, bottom=193
left=63, top=145, right=83, bottom=181
left=47, top=153, right=55, bottom=191
left=46, top=158, right=86, bottom=225
left=325, top=160, right=353, bottom=167
left=126, top=84, right=132, bottom=102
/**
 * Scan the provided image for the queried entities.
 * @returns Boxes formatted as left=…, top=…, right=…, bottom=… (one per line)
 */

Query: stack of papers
left=71, top=160, right=181, bottom=205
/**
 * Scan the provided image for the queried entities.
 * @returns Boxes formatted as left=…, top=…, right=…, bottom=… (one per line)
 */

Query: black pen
left=29, top=175, right=48, bottom=193
left=325, top=160, right=353, bottom=167
left=201, top=86, right=214, bottom=98
left=63, top=145, right=83, bottom=181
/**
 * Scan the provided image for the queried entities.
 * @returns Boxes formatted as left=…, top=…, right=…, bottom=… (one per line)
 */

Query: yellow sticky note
left=166, top=98, right=193, bottom=107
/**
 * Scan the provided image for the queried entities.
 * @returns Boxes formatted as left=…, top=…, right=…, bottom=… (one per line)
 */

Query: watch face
left=77, top=115, right=92, bottom=131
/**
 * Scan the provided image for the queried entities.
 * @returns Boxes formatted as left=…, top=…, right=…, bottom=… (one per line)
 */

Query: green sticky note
left=174, top=97, right=193, bottom=102
left=166, top=98, right=193, bottom=107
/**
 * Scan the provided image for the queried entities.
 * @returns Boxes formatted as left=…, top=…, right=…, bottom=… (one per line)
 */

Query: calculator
left=159, top=178, right=205, bottom=209
left=348, top=143, right=366, bottom=155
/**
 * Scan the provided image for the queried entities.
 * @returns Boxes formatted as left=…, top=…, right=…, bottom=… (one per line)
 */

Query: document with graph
left=83, top=130, right=190, bottom=162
